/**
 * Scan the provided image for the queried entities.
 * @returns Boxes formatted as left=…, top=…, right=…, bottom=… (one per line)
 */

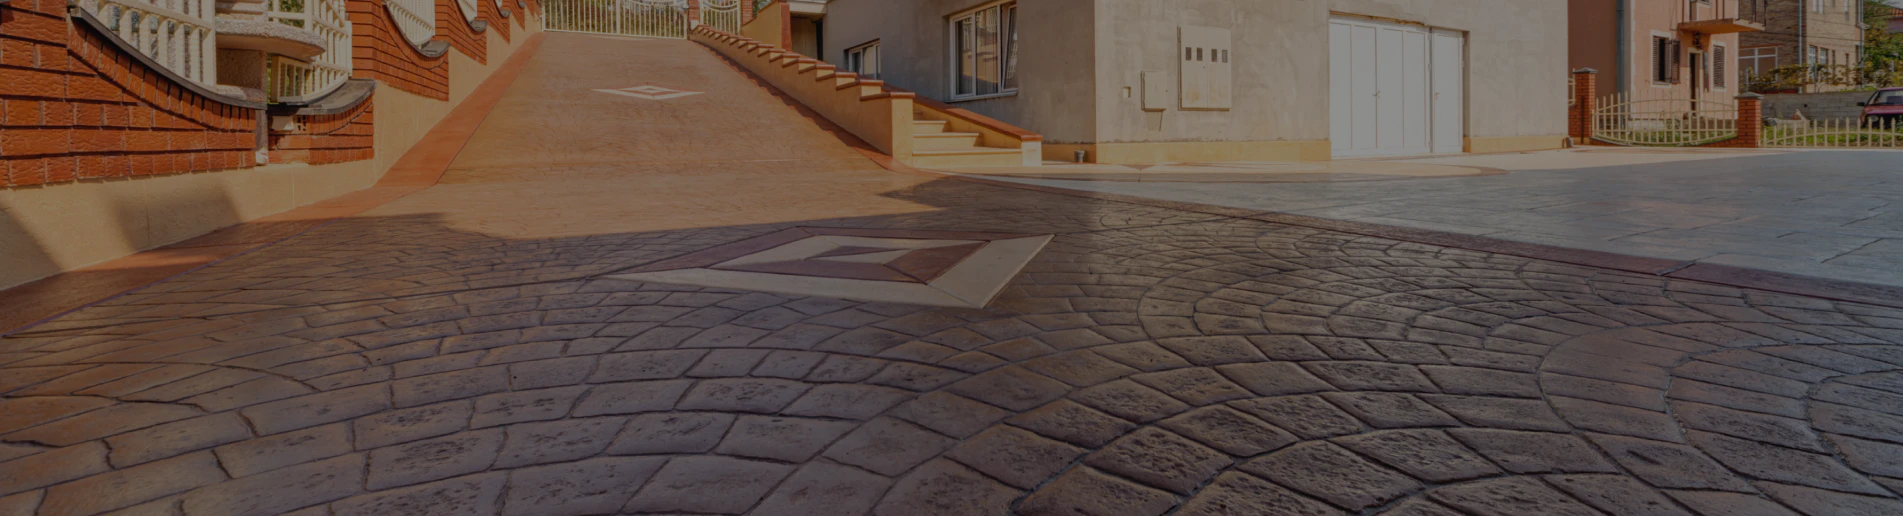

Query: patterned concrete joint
left=3, top=32, right=1903, bottom=516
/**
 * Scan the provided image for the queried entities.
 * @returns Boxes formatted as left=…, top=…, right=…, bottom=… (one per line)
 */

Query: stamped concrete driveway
left=975, top=148, right=1903, bottom=289
left=5, top=33, right=1903, bottom=516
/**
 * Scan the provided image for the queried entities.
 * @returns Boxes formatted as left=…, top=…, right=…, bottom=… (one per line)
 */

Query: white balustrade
left=265, top=0, right=353, bottom=101
left=78, top=0, right=218, bottom=86
left=459, top=0, right=479, bottom=22
left=387, top=0, right=438, bottom=46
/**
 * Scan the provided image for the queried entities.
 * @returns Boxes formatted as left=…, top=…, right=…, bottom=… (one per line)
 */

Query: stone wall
left=1762, top=90, right=1873, bottom=120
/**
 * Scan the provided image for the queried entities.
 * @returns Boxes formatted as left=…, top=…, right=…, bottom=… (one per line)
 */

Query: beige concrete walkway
left=3, top=33, right=1903, bottom=516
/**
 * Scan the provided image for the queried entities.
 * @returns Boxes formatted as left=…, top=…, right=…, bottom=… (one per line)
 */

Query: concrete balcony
left=1678, top=18, right=1764, bottom=35
left=212, top=0, right=353, bottom=102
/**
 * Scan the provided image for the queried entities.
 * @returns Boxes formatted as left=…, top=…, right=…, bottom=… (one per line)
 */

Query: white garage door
left=1329, top=17, right=1464, bottom=157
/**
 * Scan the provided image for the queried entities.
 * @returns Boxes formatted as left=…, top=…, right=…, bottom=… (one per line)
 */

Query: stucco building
left=818, top=0, right=1570, bottom=163
left=1739, top=0, right=1868, bottom=91
left=1569, top=0, right=1760, bottom=101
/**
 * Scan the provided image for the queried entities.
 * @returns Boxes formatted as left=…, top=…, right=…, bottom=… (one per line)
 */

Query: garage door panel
left=1402, top=29, right=1429, bottom=153
left=1352, top=25, right=1379, bottom=152
left=1375, top=26, right=1405, bottom=152
left=1432, top=30, right=1465, bottom=154
left=1330, top=23, right=1352, bottom=154
left=1329, top=16, right=1459, bottom=158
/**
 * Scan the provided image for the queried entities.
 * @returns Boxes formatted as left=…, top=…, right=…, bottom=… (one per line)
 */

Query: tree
left=1865, top=0, right=1903, bottom=67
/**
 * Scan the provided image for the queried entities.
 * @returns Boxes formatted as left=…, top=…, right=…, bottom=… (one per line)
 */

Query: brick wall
left=269, top=100, right=376, bottom=165
left=484, top=0, right=512, bottom=42
left=2, top=0, right=260, bottom=187
left=440, top=0, right=490, bottom=64
left=351, top=0, right=452, bottom=100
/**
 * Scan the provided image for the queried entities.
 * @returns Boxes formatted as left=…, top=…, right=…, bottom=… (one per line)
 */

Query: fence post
left=1734, top=92, right=1763, bottom=148
left=1570, top=68, right=1598, bottom=144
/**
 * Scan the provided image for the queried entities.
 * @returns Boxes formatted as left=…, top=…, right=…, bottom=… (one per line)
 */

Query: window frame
left=846, top=40, right=881, bottom=80
left=947, top=0, right=1020, bottom=102
left=1712, top=43, right=1727, bottom=91
left=1650, top=33, right=1681, bottom=86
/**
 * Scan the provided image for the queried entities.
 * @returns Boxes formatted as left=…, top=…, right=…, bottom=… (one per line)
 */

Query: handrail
left=386, top=0, right=436, bottom=46
left=265, top=0, right=352, bottom=103
left=74, top=0, right=216, bottom=86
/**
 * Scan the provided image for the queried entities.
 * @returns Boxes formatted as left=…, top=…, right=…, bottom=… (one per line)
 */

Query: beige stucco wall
left=1, top=24, right=541, bottom=291
left=824, top=0, right=1565, bottom=162
left=822, top=0, right=1098, bottom=144
left=1625, top=0, right=1743, bottom=98
left=742, top=2, right=789, bottom=48
left=0, top=159, right=383, bottom=290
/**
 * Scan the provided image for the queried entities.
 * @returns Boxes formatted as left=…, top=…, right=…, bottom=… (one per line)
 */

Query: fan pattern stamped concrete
left=3, top=34, right=1903, bottom=516
left=5, top=212, right=1903, bottom=516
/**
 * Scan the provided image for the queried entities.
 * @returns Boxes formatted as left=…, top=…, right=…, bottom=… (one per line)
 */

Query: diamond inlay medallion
left=605, top=227, right=1053, bottom=308
left=593, top=84, right=705, bottom=100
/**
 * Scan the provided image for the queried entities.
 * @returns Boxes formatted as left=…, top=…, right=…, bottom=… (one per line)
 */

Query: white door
left=1431, top=30, right=1465, bottom=154
left=1329, top=17, right=1452, bottom=157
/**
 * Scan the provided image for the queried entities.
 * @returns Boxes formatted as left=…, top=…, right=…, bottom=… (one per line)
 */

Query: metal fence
left=1762, top=118, right=1903, bottom=149
left=700, top=0, right=741, bottom=34
left=1593, top=91, right=1739, bottom=146
left=542, top=0, right=688, bottom=38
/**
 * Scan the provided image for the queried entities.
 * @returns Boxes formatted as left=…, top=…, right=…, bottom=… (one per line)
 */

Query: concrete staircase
left=909, top=112, right=1029, bottom=168
left=691, top=26, right=1041, bottom=169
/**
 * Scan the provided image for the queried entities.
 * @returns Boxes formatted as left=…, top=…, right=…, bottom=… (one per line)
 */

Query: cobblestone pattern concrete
left=6, top=211, right=1903, bottom=515
left=4, top=34, right=1903, bottom=515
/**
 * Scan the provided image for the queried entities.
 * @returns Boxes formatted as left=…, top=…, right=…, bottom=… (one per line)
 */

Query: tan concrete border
left=0, top=33, right=548, bottom=336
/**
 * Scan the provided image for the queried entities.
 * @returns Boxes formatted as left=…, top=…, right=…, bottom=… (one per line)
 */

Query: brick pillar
left=1570, top=68, right=1598, bottom=143
left=1734, top=93, right=1763, bottom=148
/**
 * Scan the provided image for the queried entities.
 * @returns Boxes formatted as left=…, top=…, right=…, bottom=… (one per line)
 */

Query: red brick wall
left=1, top=0, right=260, bottom=187
left=270, top=100, right=376, bottom=165
left=1569, top=70, right=1598, bottom=142
left=440, top=0, right=489, bottom=64
left=350, top=0, right=451, bottom=100
left=483, top=0, right=511, bottom=42
left=519, top=0, right=537, bottom=28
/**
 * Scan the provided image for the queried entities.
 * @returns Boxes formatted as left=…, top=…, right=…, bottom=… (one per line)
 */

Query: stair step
left=911, top=120, right=950, bottom=132
left=913, top=148, right=1020, bottom=156
left=913, top=132, right=983, bottom=151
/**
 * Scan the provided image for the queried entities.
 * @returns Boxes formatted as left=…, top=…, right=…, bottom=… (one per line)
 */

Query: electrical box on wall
left=1179, top=25, right=1232, bottom=110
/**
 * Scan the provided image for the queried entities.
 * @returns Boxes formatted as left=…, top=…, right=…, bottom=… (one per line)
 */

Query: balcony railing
left=77, top=0, right=218, bottom=85
left=387, top=0, right=438, bottom=46
left=458, top=0, right=478, bottom=21
left=264, top=0, right=352, bottom=101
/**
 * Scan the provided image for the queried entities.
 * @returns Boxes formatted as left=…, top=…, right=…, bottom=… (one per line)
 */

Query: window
left=1652, top=36, right=1681, bottom=84
left=951, top=2, right=1019, bottom=99
left=846, top=41, right=880, bottom=80
left=1713, top=44, right=1726, bottom=90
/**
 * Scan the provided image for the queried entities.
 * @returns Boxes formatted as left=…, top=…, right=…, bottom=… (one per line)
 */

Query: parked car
left=1859, top=88, right=1903, bottom=127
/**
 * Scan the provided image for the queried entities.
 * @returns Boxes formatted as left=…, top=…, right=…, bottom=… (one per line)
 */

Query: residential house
left=816, top=0, right=1570, bottom=163
left=1740, top=0, right=1868, bottom=90
left=746, top=0, right=831, bottom=58
left=1570, top=0, right=1761, bottom=102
